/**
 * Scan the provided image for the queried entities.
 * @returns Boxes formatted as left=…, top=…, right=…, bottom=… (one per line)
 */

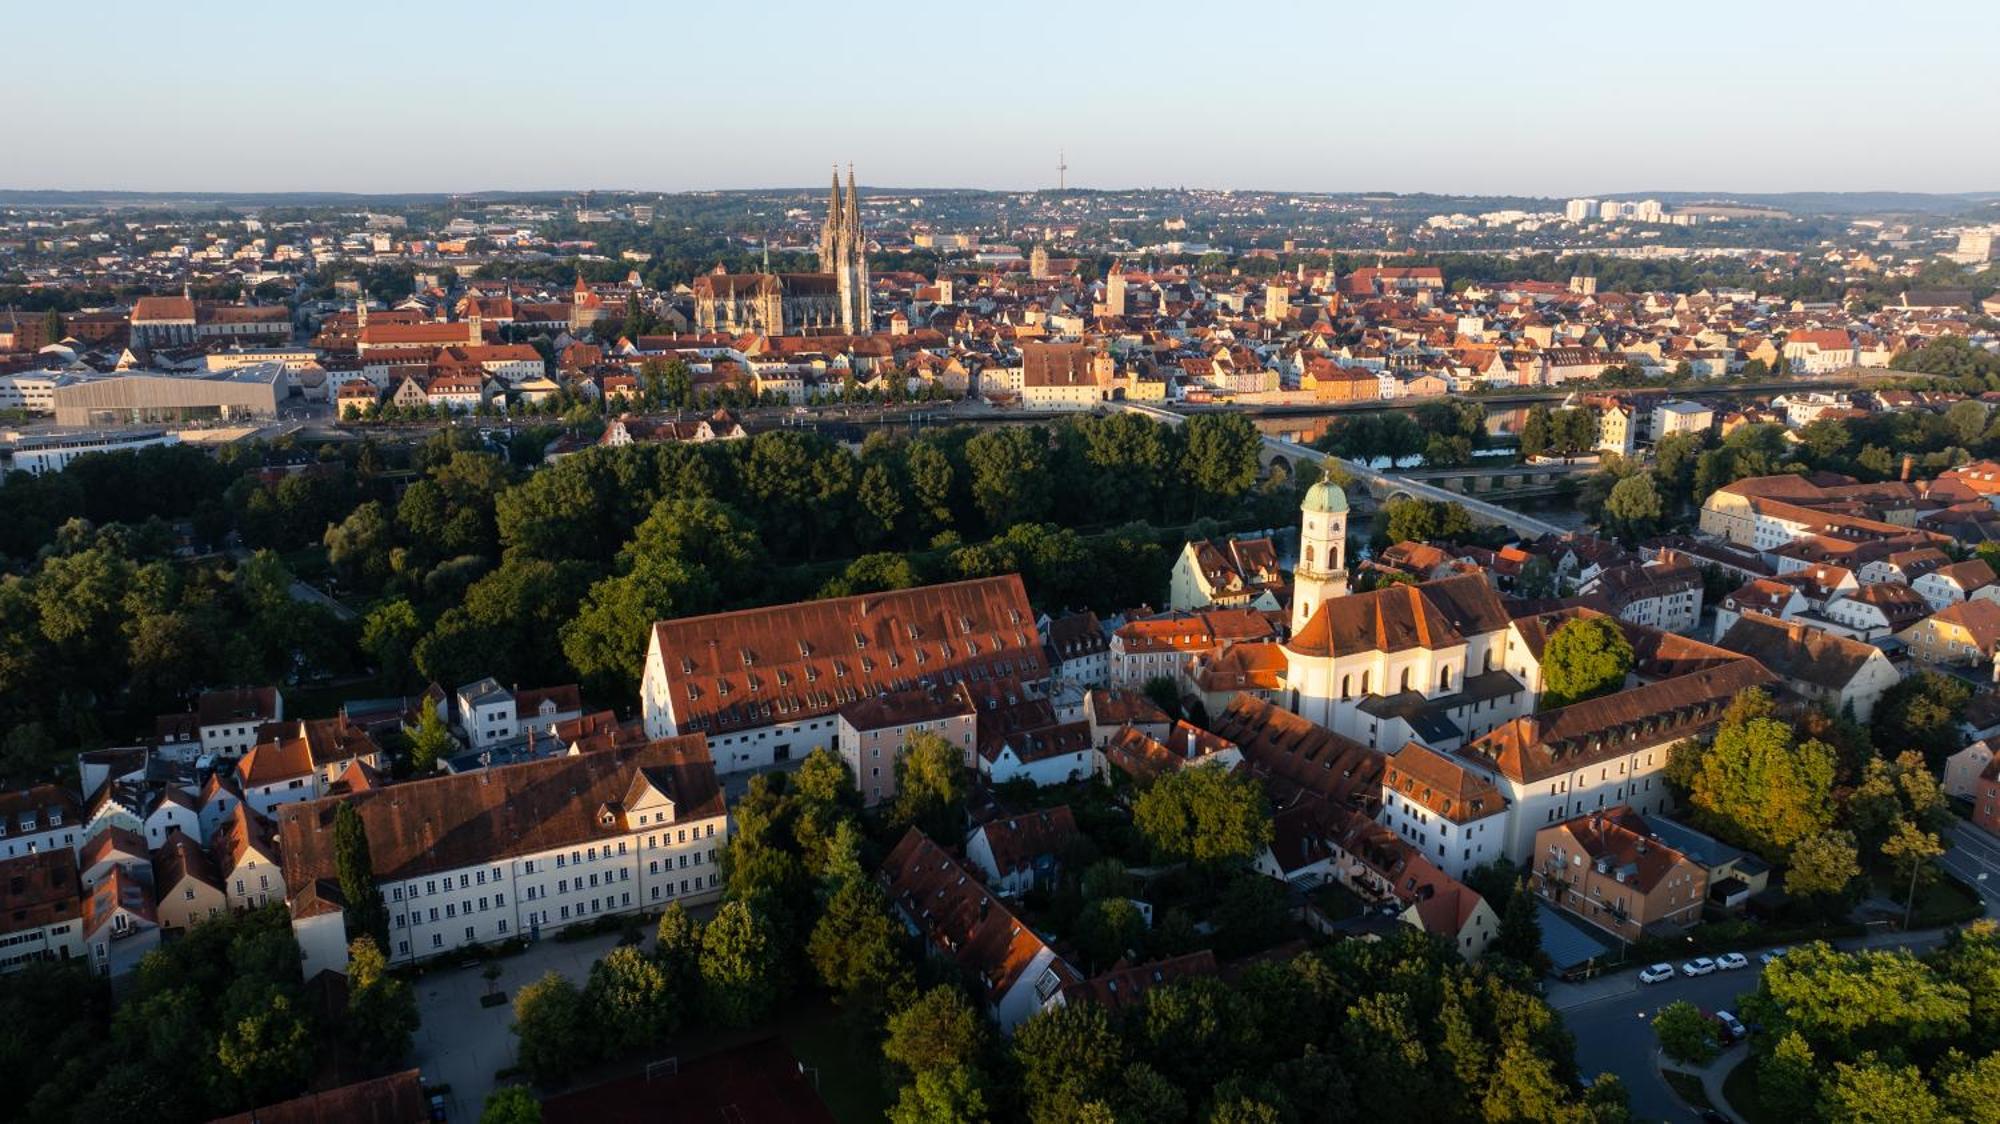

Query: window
left=431, top=934, right=443, bottom=949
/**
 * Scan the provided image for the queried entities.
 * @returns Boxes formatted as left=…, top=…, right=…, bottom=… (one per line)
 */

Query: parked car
left=1759, top=947, right=1789, bottom=966
left=1715, top=1010, right=1748, bottom=1042
left=1715, top=952, right=1750, bottom=971
left=1639, top=963, right=1676, bottom=984
left=1681, top=957, right=1717, bottom=977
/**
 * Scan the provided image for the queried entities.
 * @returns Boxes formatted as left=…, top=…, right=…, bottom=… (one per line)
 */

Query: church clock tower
left=1291, top=475, right=1350, bottom=635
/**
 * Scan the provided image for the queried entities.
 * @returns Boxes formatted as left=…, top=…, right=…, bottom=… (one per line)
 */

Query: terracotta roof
left=82, top=864, right=155, bottom=936
left=1923, top=598, right=2000, bottom=652
left=1716, top=612, right=1882, bottom=693
left=1045, top=612, right=1108, bottom=660
left=879, top=828, right=1076, bottom=1002
left=1543, top=805, right=1701, bottom=895
left=515, top=684, right=583, bottom=719
left=1085, top=688, right=1171, bottom=728
left=212, top=802, right=278, bottom=877
left=152, top=829, right=221, bottom=896
left=1462, top=658, right=1775, bottom=785
left=1286, top=574, right=1509, bottom=658
left=276, top=736, right=721, bottom=894
left=0, top=785, right=81, bottom=837
left=0, top=849, right=81, bottom=934
left=1212, top=693, right=1380, bottom=812
left=210, top=1069, right=429, bottom=1124
left=1061, top=950, right=1219, bottom=1011
left=195, top=686, right=281, bottom=727
left=972, top=806, right=1079, bottom=876
left=1384, top=742, right=1506, bottom=824
left=1020, top=341, right=1094, bottom=388
left=1115, top=607, right=1279, bottom=654
left=239, top=719, right=379, bottom=787
left=838, top=681, right=977, bottom=732
left=650, top=577, right=1046, bottom=738
left=130, top=295, right=194, bottom=322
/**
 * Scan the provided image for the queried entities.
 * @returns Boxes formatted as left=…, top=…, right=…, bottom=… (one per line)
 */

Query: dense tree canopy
left=1539, top=617, right=1634, bottom=709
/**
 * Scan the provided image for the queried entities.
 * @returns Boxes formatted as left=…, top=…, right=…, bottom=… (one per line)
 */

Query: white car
left=1758, top=947, right=1788, bottom=966
left=1715, top=952, right=1750, bottom=971
left=1715, top=1010, right=1748, bottom=1042
left=1639, top=963, right=1676, bottom=984
left=1681, top=957, right=1717, bottom=977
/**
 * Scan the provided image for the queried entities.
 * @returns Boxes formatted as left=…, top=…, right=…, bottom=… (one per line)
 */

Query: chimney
left=1902, top=454, right=1915, bottom=482
left=1187, top=725, right=1198, bottom=760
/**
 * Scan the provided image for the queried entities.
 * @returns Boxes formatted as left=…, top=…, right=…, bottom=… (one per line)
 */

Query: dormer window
left=855, top=633, right=867, bottom=651
left=741, top=649, right=755, bottom=668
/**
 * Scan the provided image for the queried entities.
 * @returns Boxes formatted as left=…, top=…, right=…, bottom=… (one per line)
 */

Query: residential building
left=277, top=735, right=727, bottom=976
left=0, top=850, right=85, bottom=973
left=964, top=806, right=1079, bottom=897
left=1380, top=741, right=1508, bottom=881
left=82, top=866, right=160, bottom=979
left=0, top=786, right=84, bottom=859
left=879, top=828, right=1077, bottom=1031
left=1167, top=537, right=1285, bottom=612
left=1904, top=599, right=2000, bottom=666
left=1532, top=806, right=1708, bottom=944
left=1043, top=612, right=1110, bottom=687
left=214, top=803, right=282, bottom=912
left=1582, top=556, right=1703, bottom=635
left=1715, top=612, right=1901, bottom=722
left=235, top=718, right=383, bottom=818
left=152, top=829, right=227, bottom=933
left=835, top=683, right=978, bottom=806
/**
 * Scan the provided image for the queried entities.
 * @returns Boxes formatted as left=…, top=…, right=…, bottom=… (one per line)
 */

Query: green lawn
left=1663, top=1069, right=1717, bottom=1112
left=782, top=1005, right=890, bottom=1124
left=1723, top=1058, right=1782, bottom=1124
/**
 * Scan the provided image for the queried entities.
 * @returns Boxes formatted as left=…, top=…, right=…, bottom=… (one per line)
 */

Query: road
left=1554, top=819, right=2000, bottom=1122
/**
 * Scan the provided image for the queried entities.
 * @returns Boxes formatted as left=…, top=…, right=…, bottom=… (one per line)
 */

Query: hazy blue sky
left=9, top=0, right=1997, bottom=196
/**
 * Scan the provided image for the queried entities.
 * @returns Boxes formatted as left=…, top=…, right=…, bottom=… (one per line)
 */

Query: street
left=1554, top=818, right=2000, bottom=1122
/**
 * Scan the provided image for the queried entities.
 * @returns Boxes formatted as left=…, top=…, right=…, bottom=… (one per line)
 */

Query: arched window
left=1440, top=666, right=1452, bottom=692
left=1483, top=650, right=1495, bottom=673
left=1400, top=668, right=1412, bottom=693
left=1340, top=674, right=1351, bottom=701
left=1304, top=545, right=1314, bottom=570
left=1360, top=670, right=1371, bottom=695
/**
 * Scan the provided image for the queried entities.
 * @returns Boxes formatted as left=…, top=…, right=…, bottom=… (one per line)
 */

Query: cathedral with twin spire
left=692, top=165, right=872, bottom=336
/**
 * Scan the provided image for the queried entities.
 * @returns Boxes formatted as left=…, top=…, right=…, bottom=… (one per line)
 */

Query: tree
left=511, top=971, right=589, bottom=1086
left=1601, top=474, right=1662, bottom=541
left=344, top=936, right=419, bottom=1072
left=480, top=1086, right=543, bottom=1124
left=584, top=945, right=676, bottom=1055
left=1076, top=897, right=1147, bottom=970
left=324, top=501, right=394, bottom=588
left=807, top=877, right=909, bottom=1002
left=407, top=704, right=453, bottom=776
left=1383, top=498, right=1473, bottom=546
left=1181, top=413, right=1262, bottom=509
left=884, top=985, right=985, bottom=1076
left=1520, top=406, right=1553, bottom=459
left=216, top=989, right=313, bottom=1107
left=1788, top=830, right=1862, bottom=904
left=890, top=1065, right=989, bottom=1124
left=699, top=900, right=781, bottom=1027
left=1760, top=1030, right=1819, bottom=1118
left=1653, top=1000, right=1720, bottom=1065
left=1133, top=763, right=1273, bottom=867
left=1490, top=878, right=1542, bottom=966
left=1821, top=1057, right=1944, bottom=1124
left=1540, top=616, right=1634, bottom=709
left=1013, top=1002, right=1125, bottom=1124
left=1883, top=819, right=1946, bottom=928
left=964, top=427, right=1052, bottom=527
left=361, top=599, right=422, bottom=684
left=889, top=733, right=965, bottom=844
left=1690, top=716, right=1838, bottom=860
left=332, top=802, right=388, bottom=949
left=1876, top=672, right=1974, bottom=771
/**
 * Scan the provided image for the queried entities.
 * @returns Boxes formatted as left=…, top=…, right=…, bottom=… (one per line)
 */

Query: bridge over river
left=1118, top=401, right=1571, bottom=540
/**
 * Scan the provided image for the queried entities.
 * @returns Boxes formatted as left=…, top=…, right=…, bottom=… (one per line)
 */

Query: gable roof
left=879, top=828, right=1076, bottom=1002
left=1461, top=658, right=1775, bottom=784
left=1715, top=612, right=1883, bottom=693
left=971, top=806, right=1079, bottom=876
left=277, top=736, right=720, bottom=894
left=1211, top=693, right=1381, bottom=812
left=650, top=576, right=1046, bottom=738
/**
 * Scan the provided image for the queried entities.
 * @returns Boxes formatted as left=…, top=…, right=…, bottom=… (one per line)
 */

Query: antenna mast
left=1058, top=149, right=1068, bottom=192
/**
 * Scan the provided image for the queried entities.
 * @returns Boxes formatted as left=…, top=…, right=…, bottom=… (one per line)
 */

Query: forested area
left=0, top=907, right=416, bottom=1123
left=0, top=412, right=1283, bottom=782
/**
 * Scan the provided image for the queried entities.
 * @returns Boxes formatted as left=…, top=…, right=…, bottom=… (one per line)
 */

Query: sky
left=8, top=0, right=1998, bottom=197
